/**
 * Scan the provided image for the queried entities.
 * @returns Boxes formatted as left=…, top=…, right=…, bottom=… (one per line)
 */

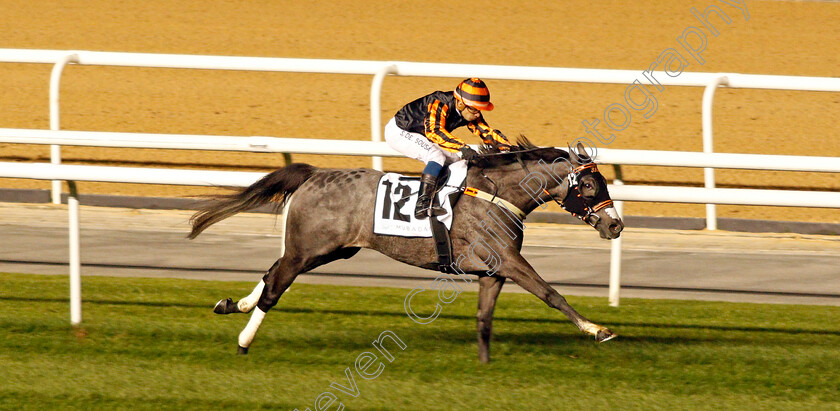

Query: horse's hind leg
left=235, top=257, right=295, bottom=354
left=213, top=280, right=266, bottom=315
left=213, top=275, right=289, bottom=315
left=236, top=279, right=266, bottom=313
left=213, top=261, right=278, bottom=315
left=477, top=275, right=506, bottom=363
left=233, top=247, right=361, bottom=354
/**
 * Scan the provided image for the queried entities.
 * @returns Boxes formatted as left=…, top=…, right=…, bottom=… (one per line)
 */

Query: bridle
left=544, top=162, right=614, bottom=228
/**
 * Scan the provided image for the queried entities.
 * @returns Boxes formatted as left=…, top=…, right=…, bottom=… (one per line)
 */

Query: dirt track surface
left=1, top=1, right=838, bottom=223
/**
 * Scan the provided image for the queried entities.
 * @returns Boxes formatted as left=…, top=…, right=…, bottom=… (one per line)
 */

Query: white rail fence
left=1, top=128, right=839, bottom=324
left=3, top=48, right=840, bottom=228
left=1, top=49, right=839, bottom=322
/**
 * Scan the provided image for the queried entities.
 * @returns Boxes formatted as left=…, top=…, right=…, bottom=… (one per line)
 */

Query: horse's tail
left=188, top=163, right=316, bottom=239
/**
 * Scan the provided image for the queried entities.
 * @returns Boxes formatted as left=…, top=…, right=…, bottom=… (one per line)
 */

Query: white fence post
left=49, top=53, right=79, bottom=204
left=67, top=180, right=82, bottom=325
left=701, top=75, right=729, bottom=230
left=608, top=166, right=624, bottom=307
left=370, top=63, right=397, bottom=171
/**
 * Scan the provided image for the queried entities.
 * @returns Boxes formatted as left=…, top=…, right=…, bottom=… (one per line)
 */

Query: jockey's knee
left=422, top=161, right=443, bottom=177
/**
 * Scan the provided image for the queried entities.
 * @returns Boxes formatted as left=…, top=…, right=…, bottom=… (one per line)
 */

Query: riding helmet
left=454, top=78, right=494, bottom=111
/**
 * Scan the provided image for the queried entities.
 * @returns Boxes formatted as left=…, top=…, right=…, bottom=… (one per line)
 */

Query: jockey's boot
left=414, top=173, right=446, bottom=219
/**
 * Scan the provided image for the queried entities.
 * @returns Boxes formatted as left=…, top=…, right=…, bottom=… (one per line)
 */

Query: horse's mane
left=472, top=135, right=572, bottom=168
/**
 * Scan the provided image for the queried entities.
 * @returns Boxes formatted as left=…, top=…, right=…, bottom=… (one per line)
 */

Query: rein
left=463, top=151, right=613, bottom=227
left=460, top=151, right=530, bottom=221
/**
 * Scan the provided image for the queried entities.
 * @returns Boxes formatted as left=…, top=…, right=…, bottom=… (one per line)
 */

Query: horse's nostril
left=609, top=223, right=621, bottom=233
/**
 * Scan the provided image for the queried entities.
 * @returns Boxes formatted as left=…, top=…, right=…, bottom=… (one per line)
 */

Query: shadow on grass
left=0, top=295, right=212, bottom=309
left=0, top=390, right=289, bottom=410
left=607, top=321, right=840, bottom=337
left=453, top=328, right=840, bottom=347
left=4, top=295, right=838, bottom=338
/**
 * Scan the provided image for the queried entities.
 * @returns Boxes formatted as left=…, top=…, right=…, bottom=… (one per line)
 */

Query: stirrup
left=427, top=205, right=446, bottom=217
left=415, top=190, right=446, bottom=219
left=414, top=206, right=445, bottom=220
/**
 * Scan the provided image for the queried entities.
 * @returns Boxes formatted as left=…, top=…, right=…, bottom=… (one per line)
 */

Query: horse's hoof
left=237, top=346, right=249, bottom=355
left=596, top=328, right=617, bottom=343
left=213, top=298, right=237, bottom=315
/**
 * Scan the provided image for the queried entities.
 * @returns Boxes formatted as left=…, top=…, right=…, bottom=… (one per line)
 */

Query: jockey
left=384, top=78, right=512, bottom=219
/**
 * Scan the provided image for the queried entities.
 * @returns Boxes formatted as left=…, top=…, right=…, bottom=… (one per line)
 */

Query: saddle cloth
left=373, top=161, right=468, bottom=237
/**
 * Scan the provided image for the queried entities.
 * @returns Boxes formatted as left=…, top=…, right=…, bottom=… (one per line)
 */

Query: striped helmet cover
left=454, top=78, right=494, bottom=111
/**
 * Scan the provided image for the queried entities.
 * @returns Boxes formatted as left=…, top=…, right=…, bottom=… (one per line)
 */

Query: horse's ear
left=567, top=144, right=580, bottom=163
left=574, top=142, right=591, bottom=161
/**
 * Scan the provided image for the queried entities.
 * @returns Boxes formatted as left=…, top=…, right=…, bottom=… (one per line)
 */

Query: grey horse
left=189, top=139, right=624, bottom=363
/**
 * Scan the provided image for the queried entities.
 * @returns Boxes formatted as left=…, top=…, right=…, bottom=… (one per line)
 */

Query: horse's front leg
left=477, top=275, right=506, bottom=363
left=502, top=253, right=616, bottom=342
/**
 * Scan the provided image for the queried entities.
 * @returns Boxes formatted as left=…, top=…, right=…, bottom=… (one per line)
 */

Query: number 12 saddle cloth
left=373, top=161, right=468, bottom=238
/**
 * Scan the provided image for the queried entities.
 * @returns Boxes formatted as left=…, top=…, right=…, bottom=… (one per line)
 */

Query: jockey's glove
left=459, top=146, right=479, bottom=162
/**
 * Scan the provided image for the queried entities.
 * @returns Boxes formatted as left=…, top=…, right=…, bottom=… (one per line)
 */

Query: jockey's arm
left=469, top=118, right=512, bottom=151
left=424, top=99, right=467, bottom=152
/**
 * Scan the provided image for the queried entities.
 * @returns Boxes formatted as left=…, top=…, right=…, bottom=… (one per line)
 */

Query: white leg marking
left=238, top=307, right=267, bottom=348
left=237, top=280, right=265, bottom=313
left=581, top=322, right=603, bottom=336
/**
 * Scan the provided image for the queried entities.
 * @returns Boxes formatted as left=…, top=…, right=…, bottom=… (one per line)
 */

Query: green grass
left=1, top=273, right=838, bottom=410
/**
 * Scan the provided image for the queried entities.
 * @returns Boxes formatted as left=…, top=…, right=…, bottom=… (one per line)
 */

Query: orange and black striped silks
left=424, top=100, right=467, bottom=152
left=468, top=118, right=511, bottom=150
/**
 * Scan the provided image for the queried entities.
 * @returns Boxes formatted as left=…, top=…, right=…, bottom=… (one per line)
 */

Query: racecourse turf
left=0, top=273, right=838, bottom=410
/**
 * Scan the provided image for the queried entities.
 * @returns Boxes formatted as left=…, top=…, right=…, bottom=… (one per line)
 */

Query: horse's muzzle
left=608, top=220, right=624, bottom=238
left=598, top=219, right=624, bottom=240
